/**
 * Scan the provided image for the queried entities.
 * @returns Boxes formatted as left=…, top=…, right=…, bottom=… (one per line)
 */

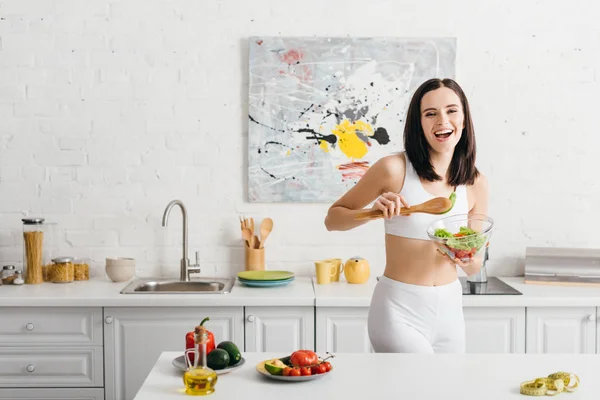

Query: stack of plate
left=237, top=270, right=295, bottom=287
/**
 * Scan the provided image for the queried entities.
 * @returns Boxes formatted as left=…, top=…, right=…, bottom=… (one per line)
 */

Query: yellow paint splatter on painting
left=286, top=149, right=291, bottom=156
left=319, top=140, right=329, bottom=152
left=325, top=119, right=374, bottom=160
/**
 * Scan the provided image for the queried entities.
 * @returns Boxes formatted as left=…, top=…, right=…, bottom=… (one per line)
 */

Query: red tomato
left=322, top=361, right=332, bottom=372
left=310, top=365, right=320, bottom=375
left=317, top=363, right=328, bottom=374
left=282, top=367, right=292, bottom=376
left=454, top=233, right=466, bottom=237
left=289, top=367, right=301, bottom=377
left=454, top=250, right=469, bottom=259
left=290, top=350, right=318, bottom=367
left=300, top=366, right=312, bottom=376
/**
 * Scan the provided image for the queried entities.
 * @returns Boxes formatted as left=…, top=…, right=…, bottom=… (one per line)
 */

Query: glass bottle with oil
left=183, top=327, right=218, bottom=395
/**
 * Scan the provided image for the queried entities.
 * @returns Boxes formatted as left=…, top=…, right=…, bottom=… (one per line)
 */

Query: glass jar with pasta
left=73, top=257, right=90, bottom=281
left=22, top=218, right=46, bottom=284
left=49, top=257, right=74, bottom=283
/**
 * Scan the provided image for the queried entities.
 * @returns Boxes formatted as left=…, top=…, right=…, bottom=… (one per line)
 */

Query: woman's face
left=420, top=87, right=465, bottom=154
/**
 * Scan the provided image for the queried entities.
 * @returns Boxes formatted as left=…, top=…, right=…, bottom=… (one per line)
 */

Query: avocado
left=217, top=341, right=242, bottom=366
left=264, top=358, right=286, bottom=375
left=442, top=192, right=457, bottom=214
left=206, top=348, right=230, bottom=370
left=279, top=355, right=292, bottom=366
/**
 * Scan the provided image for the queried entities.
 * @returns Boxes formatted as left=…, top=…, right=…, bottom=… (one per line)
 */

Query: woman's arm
left=324, top=155, right=406, bottom=232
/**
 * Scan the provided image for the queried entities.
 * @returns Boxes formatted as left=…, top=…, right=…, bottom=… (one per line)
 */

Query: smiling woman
left=325, top=78, right=489, bottom=354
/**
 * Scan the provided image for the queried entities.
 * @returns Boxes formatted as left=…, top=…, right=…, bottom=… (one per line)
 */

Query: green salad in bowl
left=426, top=214, right=494, bottom=262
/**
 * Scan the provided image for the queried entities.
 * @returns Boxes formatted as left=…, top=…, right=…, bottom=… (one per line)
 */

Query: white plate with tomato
left=256, top=350, right=334, bottom=382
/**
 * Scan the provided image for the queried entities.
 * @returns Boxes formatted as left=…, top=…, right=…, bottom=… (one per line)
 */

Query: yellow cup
left=315, top=260, right=336, bottom=285
left=324, top=258, right=343, bottom=282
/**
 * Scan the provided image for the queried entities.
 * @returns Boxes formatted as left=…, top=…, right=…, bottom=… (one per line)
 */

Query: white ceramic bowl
left=105, top=257, right=136, bottom=282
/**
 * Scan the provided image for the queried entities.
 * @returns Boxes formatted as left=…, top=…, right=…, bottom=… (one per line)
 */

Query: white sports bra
left=384, top=153, right=470, bottom=240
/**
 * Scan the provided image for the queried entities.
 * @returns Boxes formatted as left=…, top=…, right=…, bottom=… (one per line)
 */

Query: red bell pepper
left=185, top=317, right=215, bottom=364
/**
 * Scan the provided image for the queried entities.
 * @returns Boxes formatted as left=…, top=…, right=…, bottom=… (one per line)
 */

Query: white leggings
left=367, top=275, right=465, bottom=353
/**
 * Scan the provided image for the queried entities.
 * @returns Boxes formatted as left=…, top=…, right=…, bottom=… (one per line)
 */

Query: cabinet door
left=104, top=307, right=244, bottom=400
left=245, top=307, right=314, bottom=352
left=526, top=307, right=596, bottom=354
left=463, top=307, right=525, bottom=353
left=316, top=307, right=373, bottom=354
left=0, top=388, right=104, bottom=399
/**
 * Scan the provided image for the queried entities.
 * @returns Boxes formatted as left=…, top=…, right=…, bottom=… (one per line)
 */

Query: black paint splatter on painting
left=298, top=104, right=314, bottom=119
left=249, top=115, right=286, bottom=132
left=298, top=128, right=337, bottom=146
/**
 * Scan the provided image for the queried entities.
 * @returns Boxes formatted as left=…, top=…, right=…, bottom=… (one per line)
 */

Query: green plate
left=237, top=270, right=295, bottom=281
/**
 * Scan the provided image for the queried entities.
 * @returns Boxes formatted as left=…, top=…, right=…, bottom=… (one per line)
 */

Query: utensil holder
left=245, top=247, right=265, bottom=271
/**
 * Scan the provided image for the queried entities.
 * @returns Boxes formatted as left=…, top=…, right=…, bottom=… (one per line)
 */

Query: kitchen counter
left=0, top=276, right=315, bottom=307
left=2, top=274, right=600, bottom=308
left=134, top=351, right=599, bottom=399
left=313, top=276, right=600, bottom=307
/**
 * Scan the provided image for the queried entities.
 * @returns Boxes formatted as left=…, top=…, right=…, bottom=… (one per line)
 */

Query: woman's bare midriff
left=382, top=234, right=458, bottom=286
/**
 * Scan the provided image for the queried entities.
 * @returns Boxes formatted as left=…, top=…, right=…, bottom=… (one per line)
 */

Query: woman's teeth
left=434, top=129, right=453, bottom=138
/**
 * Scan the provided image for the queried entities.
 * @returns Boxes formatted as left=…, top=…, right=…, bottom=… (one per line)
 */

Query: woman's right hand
left=372, top=192, right=410, bottom=219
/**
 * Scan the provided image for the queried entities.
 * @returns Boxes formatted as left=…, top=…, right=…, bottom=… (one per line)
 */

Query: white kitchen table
left=133, top=351, right=599, bottom=399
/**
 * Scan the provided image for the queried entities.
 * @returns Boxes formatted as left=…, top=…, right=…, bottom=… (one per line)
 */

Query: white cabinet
left=245, top=307, right=315, bottom=352
left=104, top=307, right=244, bottom=400
left=0, top=307, right=103, bottom=346
left=526, top=307, right=596, bottom=354
left=315, top=307, right=526, bottom=355
left=0, top=347, right=103, bottom=387
left=463, top=307, right=526, bottom=353
left=316, top=308, right=373, bottom=354
left=0, top=388, right=104, bottom=399
left=0, top=307, right=104, bottom=390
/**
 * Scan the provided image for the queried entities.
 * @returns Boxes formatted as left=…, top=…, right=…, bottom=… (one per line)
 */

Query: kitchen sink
left=120, top=277, right=235, bottom=294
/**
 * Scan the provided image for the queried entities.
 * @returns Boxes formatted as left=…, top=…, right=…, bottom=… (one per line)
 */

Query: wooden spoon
left=242, top=227, right=253, bottom=247
left=354, top=197, right=453, bottom=220
left=258, top=218, right=273, bottom=248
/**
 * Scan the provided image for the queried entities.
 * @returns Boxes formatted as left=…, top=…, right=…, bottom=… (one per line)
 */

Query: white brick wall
left=0, top=0, right=599, bottom=279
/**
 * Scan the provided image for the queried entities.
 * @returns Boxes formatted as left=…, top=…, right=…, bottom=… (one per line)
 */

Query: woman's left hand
left=437, top=249, right=483, bottom=275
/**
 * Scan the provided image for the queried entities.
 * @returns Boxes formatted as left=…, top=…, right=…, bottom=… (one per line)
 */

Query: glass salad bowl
left=426, top=213, right=494, bottom=262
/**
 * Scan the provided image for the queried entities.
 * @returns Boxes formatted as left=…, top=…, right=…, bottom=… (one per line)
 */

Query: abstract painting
left=248, top=37, right=456, bottom=203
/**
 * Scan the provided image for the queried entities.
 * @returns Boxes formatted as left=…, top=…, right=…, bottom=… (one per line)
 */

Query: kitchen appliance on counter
left=459, top=277, right=522, bottom=295
left=524, top=246, right=600, bottom=286
left=461, top=246, right=521, bottom=294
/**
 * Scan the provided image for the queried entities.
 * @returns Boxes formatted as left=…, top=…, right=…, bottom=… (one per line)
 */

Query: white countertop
left=134, top=351, right=599, bottom=399
left=313, top=276, right=600, bottom=307
left=2, top=274, right=600, bottom=308
left=0, top=276, right=315, bottom=307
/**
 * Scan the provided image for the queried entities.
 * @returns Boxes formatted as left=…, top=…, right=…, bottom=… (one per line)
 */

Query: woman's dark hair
left=403, top=78, right=479, bottom=186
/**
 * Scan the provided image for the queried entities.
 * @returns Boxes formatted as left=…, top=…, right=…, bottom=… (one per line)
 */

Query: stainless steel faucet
left=161, top=200, right=201, bottom=281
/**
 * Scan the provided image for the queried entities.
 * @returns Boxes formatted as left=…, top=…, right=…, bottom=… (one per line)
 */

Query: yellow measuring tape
left=520, top=372, right=580, bottom=396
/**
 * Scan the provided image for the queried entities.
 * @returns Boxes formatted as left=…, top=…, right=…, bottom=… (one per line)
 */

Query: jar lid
left=52, top=257, right=74, bottom=263
left=22, top=218, right=45, bottom=225
left=3, top=265, right=15, bottom=270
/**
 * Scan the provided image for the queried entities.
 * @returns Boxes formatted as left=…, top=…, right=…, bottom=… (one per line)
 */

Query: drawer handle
left=26, top=364, right=35, bottom=373
left=105, top=316, right=114, bottom=324
left=247, top=315, right=256, bottom=323
left=26, top=323, right=34, bottom=331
